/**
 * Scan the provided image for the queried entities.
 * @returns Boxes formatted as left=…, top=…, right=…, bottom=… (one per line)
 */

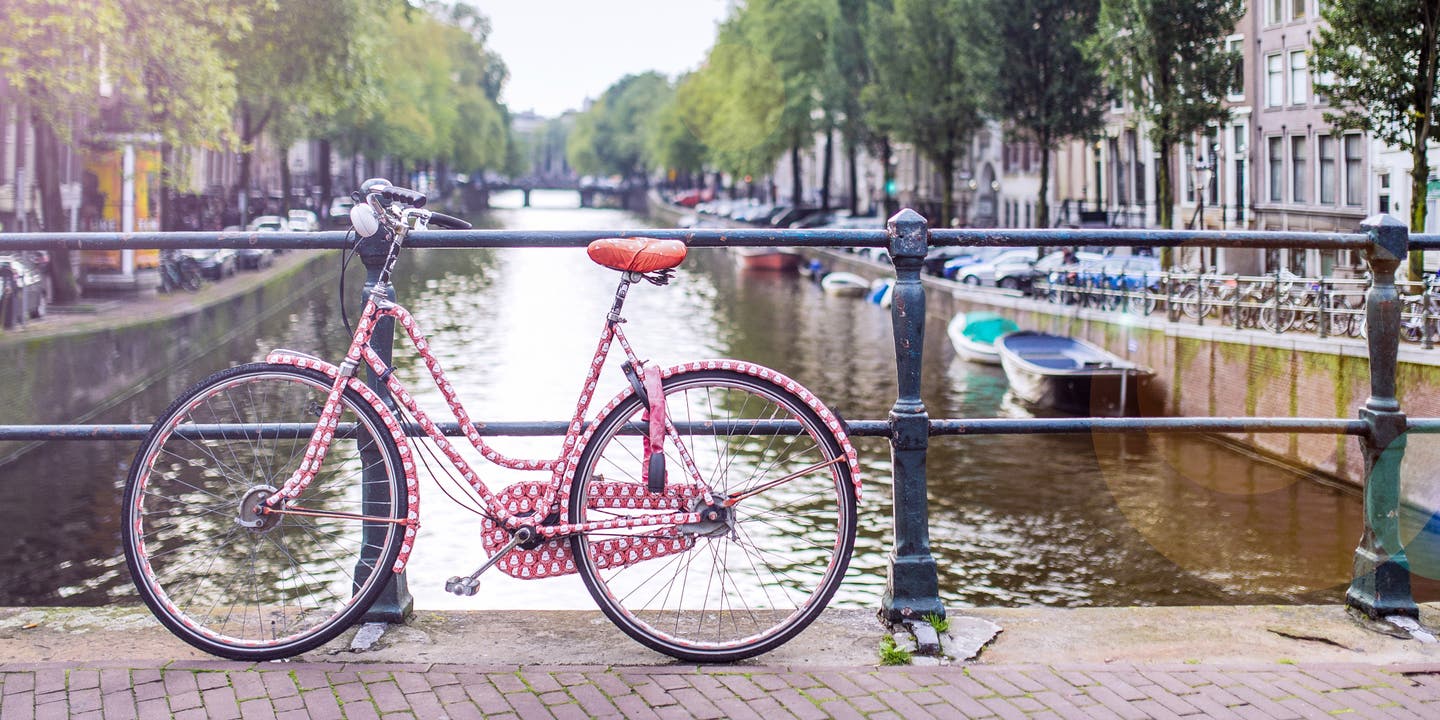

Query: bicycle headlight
left=350, top=203, right=381, bottom=238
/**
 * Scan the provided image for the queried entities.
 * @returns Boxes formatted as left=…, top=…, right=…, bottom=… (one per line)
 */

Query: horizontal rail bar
left=0, top=226, right=1416, bottom=251
left=929, top=228, right=1372, bottom=250
left=0, top=417, right=1375, bottom=441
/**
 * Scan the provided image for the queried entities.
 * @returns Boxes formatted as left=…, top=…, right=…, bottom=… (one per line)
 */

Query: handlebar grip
left=380, top=186, right=427, bottom=208
left=427, top=211, right=472, bottom=230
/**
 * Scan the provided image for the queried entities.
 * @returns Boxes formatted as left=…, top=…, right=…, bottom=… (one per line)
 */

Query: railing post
left=881, top=209, right=945, bottom=622
left=357, top=227, right=414, bottom=623
left=1347, top=214, right=1417, bottom=620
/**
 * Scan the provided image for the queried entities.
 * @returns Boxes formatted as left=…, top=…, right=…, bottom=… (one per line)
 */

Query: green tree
left=566, top=72, right=672, bottom=180
left=677, top=25, right=788, bottom=187
left=0, top=0, right=242, bottom=300
left=829, top=0, right=878, bottom=214
left=1313, top=0, right=1440, bottom=280
left=1090, top=0, right=1242, bottom=256
left=864, top=0, right=984, bottom=228
left=744, top=0, right=830, bottom=206
left=224, top=0, right=367, bottom=220
left=981, top=0, right=1107, bottom=228
left=645, top=88, right=708, bottom=187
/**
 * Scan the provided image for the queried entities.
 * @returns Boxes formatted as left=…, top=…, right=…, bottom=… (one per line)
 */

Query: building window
left=1266, top=54, right=1284, bottom=108
left=1291, top=136, right=1307, bottom=203
left=1226, top=36, right=1245, bottom=101
left=1268, top=136, right=1284, bottom=202
left=1289, top=50, right=1308, bottom=105
left=1292, top=0, right=1307, bottom=19
left=1318, top=136, right=1336, bottom=204
left=1268, top=0, right=1283, bottom=24
left=1344, top=134, right=1363, bottom=207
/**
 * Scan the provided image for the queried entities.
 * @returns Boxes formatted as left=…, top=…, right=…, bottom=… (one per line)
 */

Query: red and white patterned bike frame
left=259, top=272, right=862, bottom=575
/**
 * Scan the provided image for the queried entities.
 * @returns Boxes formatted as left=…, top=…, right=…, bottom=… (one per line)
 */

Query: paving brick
left=966, top=669, right=1026, bottom=698
left=571, top=683, right=620, bottom=717
left=929, top=682, right=996, bottom=718
left=66, top=670, right=99, bottom=691
left=815, top=699, right=866, bottom=720
left=613, top=693, right=662, bottom=720
left=1226, top=683, right=1304, bottom=720
left=135, top=697, right=169, bottom=720
left=1081, top=685, right=1151, bottom=720
left=489, top=673, right=528, bottom=694
left=505, top=691, right=557, bottom=719
left=366, top=681, right=408, bottom=713
left=300, top=687, right=344, bottom=720
left=770, top=687, right=827, bottom=720
left=67, top=688, right=100, bottom=714
left=976, top=696, right=1030, bottom=720
left=202, top=686, right=242, bottom=720
left=167, top=690, right=202, bottom=712
left=342, top=701, right=382, bottom=720
left=100, top=689, right=136, bottom=720
left=463, top=681, right=513, bottom=715
left=238, top=698, right=276, bottom=720
left=260, top=672, right=298, bottom=699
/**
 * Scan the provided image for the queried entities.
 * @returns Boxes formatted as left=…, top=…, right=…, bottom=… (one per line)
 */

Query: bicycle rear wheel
left=123, top=363, right=408, bottom=660
left=569, top=368, right=857, bottom=662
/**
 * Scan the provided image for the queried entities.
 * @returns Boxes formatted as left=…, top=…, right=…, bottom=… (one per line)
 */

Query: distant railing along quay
left=0, top=213, right=1428, bottom=628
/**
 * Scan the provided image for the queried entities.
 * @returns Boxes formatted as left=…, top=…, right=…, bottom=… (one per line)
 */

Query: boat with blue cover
left=946, top=311, right=1019, bottom=365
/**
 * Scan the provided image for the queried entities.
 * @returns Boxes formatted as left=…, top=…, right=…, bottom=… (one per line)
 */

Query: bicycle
left=121, top=182, right=860, bottom=663
left=157, top=249, right=203, bottom=293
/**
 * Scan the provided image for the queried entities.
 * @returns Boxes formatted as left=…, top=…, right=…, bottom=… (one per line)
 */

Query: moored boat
left=736, top=247, right=805, bottom=271
left=820, top=271, right=869, bottom=298
left=996, top=331, right=1154, bottom=416
left=947, top=311, right=1019, bottom=365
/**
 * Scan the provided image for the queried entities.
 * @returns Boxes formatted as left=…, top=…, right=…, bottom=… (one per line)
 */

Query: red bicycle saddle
left=587, top=237, right=688, bottom=273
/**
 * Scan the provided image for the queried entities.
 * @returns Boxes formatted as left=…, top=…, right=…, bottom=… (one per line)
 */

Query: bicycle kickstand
left=445, top=533, right=523, bottom=597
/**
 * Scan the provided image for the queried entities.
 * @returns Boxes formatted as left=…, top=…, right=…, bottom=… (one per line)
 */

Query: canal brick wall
left=0, top=253, right=337, bottom=464
left=812, top=248, right=1440, bottom=507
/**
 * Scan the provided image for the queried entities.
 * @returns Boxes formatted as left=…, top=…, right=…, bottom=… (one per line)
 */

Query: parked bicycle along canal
left=1, top=188, right=1434, bottom=613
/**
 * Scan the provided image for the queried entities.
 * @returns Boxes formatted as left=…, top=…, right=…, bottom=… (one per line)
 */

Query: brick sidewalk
left=3, top=661, right=1439, bottom=720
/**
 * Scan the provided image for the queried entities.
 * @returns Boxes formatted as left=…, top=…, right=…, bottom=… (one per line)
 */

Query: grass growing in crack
left=879, top=635, right=912, bottom=666
left=924, top=612, right=950, bottom=634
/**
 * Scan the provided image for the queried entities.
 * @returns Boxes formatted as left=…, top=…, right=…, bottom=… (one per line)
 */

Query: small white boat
left=820, top=272, right=869, bottom=298
left=947, top=311, right=1019, bottom=365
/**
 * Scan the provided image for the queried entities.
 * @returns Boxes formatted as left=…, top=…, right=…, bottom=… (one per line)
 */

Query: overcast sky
left=465, top=1, right=732, bottom=118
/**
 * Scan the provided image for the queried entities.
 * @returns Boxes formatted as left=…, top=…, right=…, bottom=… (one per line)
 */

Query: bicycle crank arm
left=446, top=533, right=522, bottom=597
left=722, top=456, right=847, bottom=507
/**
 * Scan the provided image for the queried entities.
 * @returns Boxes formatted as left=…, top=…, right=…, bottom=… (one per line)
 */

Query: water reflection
left=2, top=188, right=1433, bottom=610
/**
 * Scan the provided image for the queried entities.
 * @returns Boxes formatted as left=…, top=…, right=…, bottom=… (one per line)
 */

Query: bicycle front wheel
left=123, top=363, right=408, bottom=660
left=569, top=368, right=857, bottom=662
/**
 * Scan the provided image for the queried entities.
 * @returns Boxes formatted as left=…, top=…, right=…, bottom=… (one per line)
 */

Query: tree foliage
left=1313, top=0, right=1440, bottom=279
left=980, top=0, right=1107, bottom=228
left=566, top=72, right=672, bottom=179
left=1090, top=0, right=1242, bottom=240
left=863, top=0, right=984, bottom=227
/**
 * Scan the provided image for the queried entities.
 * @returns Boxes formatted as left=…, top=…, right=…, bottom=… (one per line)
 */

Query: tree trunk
left=237, top=106, right=253, bottom=226
left=1157, top=137, right=1175, bottom=269
left=820, top=124, right=833, bottom=210
left=846, top=137, right=859, bottom=215
left=1411, top=143, right=1429, bottom=280
left=939, top=152, right=955, bottom=228
left=31, top=113, right=80, bottom=303
left=318, top=139, right=333, bottom=208
left=1036, top=133, right=1052, bottom=229
left=159, top=142, right=174, bottom=231
left=790, top=141, right=803, bottom=206
left=279, top=144, right=292, bottom=217
left=881, top=136, right=896, bottom=218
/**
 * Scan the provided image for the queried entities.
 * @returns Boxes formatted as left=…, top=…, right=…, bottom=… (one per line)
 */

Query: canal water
left=1, top=189, right=1428, bottom=611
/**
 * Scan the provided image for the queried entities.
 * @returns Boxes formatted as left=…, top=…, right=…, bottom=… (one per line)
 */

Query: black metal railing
left=0, top=212, right=1427, bottom=625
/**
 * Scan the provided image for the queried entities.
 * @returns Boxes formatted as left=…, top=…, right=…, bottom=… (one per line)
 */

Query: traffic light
left=884, top=179, right=897, bottom=197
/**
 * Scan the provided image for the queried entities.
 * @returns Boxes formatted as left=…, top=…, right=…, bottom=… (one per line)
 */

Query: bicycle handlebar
left=426, top=211, right=471, bottom=230
left=380, top=185, right=427, bottom=208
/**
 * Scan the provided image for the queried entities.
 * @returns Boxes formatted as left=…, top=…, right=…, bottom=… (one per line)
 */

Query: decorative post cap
left=887, top=208, right=929, bottom=258
left=1361, top=214, right=1409, bottom=263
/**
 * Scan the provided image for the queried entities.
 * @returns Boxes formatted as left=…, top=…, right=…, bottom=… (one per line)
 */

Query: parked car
left=327, top=196, right=356, bottom=228
left=0, top=254, right=48, bottom=323
left=939, top=247, right=1005, bottom=279
left=286, top=209, right=319, bottom=232
left=954, top=248, right=1041, bottom=287
left=182, top=248, right=238, bottom=280
left=1027, top=250, right=1108, bottom=297
left=247, top=215, right=290, bottom=232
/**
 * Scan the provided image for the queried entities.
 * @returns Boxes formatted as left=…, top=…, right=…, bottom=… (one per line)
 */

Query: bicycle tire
left=123, top=363, right=408, bottom=660
left=568, top=368, right=856, bottom=662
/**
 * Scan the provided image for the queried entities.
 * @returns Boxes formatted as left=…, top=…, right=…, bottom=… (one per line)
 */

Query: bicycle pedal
left=444, top=576, right=480, bottom=596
